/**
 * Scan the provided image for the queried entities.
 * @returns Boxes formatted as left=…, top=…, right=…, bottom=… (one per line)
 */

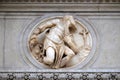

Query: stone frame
left=0, top=0, right=120, bottom=79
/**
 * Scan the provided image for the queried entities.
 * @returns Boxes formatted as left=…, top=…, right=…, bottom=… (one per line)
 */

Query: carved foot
left=43, top=57, right=54, bottom=65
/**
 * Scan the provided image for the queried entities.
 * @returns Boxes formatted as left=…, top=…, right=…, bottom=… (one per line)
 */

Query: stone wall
left=0, top=0, right=120, bottom=79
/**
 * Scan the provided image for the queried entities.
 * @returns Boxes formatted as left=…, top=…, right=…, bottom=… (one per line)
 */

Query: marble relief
left=28, top=15, right=92, bottom=69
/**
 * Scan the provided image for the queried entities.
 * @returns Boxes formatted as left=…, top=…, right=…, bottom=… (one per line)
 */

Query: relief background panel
left=89, top=17, right=120, bottom=69
left=0, top=17, right=4, bottom=68
left=4, top=16, right=35, bottom=69
left=0, top=14, right=120, bottom=71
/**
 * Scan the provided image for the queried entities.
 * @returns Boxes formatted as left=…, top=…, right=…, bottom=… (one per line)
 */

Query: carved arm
left=38, top=19, right=60, bottom=33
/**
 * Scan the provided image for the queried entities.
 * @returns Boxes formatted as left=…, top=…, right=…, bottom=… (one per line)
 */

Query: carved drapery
left=0, top=0, right=120, bottom=79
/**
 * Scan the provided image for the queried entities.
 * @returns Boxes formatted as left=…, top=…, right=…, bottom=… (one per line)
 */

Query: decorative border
left=0, top=0, right=120, bottom=3
left=0, top=0, right=120, bottom=79
left=0, top=0, right=119, bottom=12
left=0, top=72, right=120, bottom=79
left=0, top=2, right=119, bottom=12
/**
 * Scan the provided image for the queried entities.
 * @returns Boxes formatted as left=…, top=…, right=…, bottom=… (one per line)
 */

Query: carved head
left=63, top=15, right=77, bottom=33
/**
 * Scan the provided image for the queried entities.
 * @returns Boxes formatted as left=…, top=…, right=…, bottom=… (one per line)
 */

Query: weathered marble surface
left=0, top=18, right=4, bottom=68
left=28, top=15, right=92, bottom=69
left=0, top=14, right=120, bottom=72
left=90, top=17, right=120, bottom=69
left=0, top=1, right=119, bottom=80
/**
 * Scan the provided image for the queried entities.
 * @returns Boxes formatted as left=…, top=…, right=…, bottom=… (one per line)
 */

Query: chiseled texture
left=0, top=1, right=119, bottom=79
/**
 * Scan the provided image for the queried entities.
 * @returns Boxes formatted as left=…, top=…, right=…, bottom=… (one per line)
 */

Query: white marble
left=0, top=14, right=119, bottom=71
left=0, top=18, right=4, bottom=67
left=90, top=17, right=120, bottom=69
left=29, top=16, right=92, bottom=69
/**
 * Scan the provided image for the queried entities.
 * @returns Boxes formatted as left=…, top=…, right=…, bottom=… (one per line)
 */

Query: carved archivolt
left=28, top=15, right=92, bottom=69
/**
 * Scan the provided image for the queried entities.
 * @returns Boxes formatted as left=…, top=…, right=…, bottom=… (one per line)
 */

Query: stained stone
left=0, top=1, right=119, bottom=78
left=0, top=18, right=4, bottom=67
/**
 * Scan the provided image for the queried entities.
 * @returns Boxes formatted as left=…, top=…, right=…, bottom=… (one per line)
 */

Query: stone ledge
left=0, top=3, right=120, bottom=12
left=0, top=0, right=120, bottom=3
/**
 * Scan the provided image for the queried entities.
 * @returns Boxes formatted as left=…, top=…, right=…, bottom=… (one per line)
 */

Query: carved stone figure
left=29, top=15, right=92, bottom=69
